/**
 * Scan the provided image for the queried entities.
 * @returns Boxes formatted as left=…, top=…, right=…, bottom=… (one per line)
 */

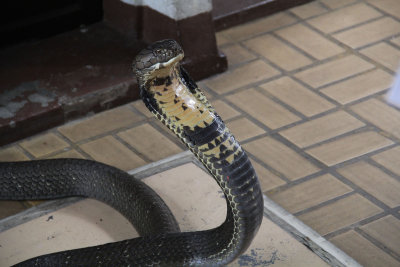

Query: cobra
left=0, top=39, right=264, bottom=266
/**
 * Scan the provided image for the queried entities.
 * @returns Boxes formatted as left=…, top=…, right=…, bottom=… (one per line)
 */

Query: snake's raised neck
left=133, top=39, right=264, bottom=265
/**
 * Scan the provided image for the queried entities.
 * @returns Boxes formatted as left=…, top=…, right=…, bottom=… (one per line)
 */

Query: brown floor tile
left=244, top=34, right=312, bottom=71
left=0, top=201, right=27, bottom=220
left=366, top=0, right=400, bottom=20
left=280, top=111, right=365, bottom=148
left=80, top=136, right=146, bottom=171
left=276, top=24, right=345, bottom=60
left=131, top=100, right=153, bottom=118
left=306, top=131, right=393, bottom=166
left=19, top=133, right=69, bottom=158
left=152, top=119, right=178, bottom=140
left=268, top=174, right=352, bottom=213
left=220, top=44, right=256, bottom=67
left=226, top=117, right=265, bottom=142
left=211, top=100, right=241, bottom=120
left=251, top=160, right=286, bottom=192
left=295, top=55, right=374, bottom=88
left=372, top=146, right=400, bottom=176
left=333, top=17, right=400, bottom=49
left=117, top=124, right=182, bottom=162
left=320, top=0, right=357, bottom=9
left=361, top=215, right=400, bottom=255
left=338, top=161, right=400, bottom=208
left=196, top=81, right=214, bottom=100
left=220, top=12, right=297, bottom=41
left=289, top=2, right=328, bottom=19
left=352, top=98, right=400, bottom=139
left=244, top=136, right=320, bottom=180
left=261, top=77, right=335, bottom=117
left=361, top=42, right=400, bottom=71
left=321, top=69, right=393, bottom=104
left=204, top=60, right=280, bottom=94
left=391, top=36, right=400, bottom=47
left=298, top=194, right=382, bottom=235
left=59, top=106, right=143, bottom=142
left=49, top=149, right=85, bottom=159
left=330, top=230, right=399, bottom=267
left=0, top=146, right=29, bottom=161
left=307, top=3, right=382, bottom=33
left=227, top=88, right=300, bottom=129
left=215, top=32, right=232, bottom=46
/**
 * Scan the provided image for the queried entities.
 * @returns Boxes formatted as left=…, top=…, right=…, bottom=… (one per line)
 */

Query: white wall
left=120, top=0, right=212, bottom=20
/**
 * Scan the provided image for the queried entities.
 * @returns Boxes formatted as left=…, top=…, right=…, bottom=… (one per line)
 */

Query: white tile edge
left=263, top=195, right=362, bottom=267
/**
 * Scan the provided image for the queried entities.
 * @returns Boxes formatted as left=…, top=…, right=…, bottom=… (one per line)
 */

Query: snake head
left=133, top=39, right=184, bottom=84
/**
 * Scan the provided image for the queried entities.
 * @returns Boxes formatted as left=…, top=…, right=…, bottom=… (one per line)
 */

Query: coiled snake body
left=0, top=39, right=264, bottom=266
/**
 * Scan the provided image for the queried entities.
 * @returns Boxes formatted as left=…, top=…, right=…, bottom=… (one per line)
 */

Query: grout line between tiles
left=262, top=194, right=362, bottom=267
left=355, top=227, right=400, bottom=261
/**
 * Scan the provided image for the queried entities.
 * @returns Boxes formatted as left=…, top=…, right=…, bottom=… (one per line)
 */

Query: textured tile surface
left=79, top=136, right=146, bottom=171
left=268, top=174, right=352, bottom=213
left=298, top=194, right=382, bottom=235
left=244, top=136, right=320, bottom=180
left=361, top=42, right=400, bottom=71
left=361, top=216, right=400, bottom=255
left=220, top=13, right=297, bottom=41
left=250, top=160, right=286, bottom=192
left=338, top=161, right=400, bottom=208
left=220, top=44, right=256, bottom=67
left=330, top=230, right=399, bottom=267
left=320, top=0, right=357, bottom=9
left=227, top=88, right=300, bottom=129
left=306, top=131, right=393, bottom=166
left=352, top=99, right=400, bottom=139
left=211, top=100, right=241, bottom=120
left=19, top=133, right=69, bottom=158
left=244, top=35, right=312, bottom=71
left=307, top=3, right=382, bottom=33
left=261, top=77, right=335, bottom=117
left=0, top=146, right=29, bottom=161
left=290, top=2, right=327, bottom=19
left=333, top=18, right=400, bottom=48
left=372, top=147, right=400, bottom=176
left=295, top=55, right=374, bottom=88
left=276, top=24, right=344, bottom=60
left=280, top=111, right=365, bottom=148
left=226, top=117, right=264, bottom=142
left=321, top=69, right=392, bottom=104
left=205, top=60, right=280, bottom=94
left=366, top=0, right=400, bottom=20
left=59, top=107, right=143, bottom=142
left=118, top=124, right=182, bottom=162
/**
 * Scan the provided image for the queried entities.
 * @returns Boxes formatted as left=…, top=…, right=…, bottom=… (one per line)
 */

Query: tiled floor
left=1, top=0, right=400, bottom=265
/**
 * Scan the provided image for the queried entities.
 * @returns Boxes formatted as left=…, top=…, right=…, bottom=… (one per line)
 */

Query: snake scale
left=0, top=39, right=264, bottom=266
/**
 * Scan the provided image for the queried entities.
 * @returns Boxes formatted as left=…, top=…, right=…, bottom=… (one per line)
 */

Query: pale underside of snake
left=0, top=39, right=264, bottom=266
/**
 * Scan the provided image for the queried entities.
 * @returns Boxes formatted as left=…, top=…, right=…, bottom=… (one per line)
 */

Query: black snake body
left=0, top=39, right=264, bottom=266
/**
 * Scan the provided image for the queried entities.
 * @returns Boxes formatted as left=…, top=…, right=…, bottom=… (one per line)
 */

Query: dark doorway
left=0, top=0, right=103, bottom=47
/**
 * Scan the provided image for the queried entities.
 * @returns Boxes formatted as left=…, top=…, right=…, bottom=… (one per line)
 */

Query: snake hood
left=133, top=39, right=184, bottom=87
